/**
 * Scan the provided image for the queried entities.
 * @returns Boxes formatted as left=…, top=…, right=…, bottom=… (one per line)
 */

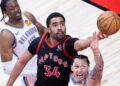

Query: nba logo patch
left=57, top=44, right=62, bottom=51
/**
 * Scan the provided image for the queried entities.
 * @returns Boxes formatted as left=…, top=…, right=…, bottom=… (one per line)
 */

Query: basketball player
left=6, top=12, right=106, bottom=86
left=0, top=0, right=45, bottom=86
left=68, top=32, right=104, bottom=86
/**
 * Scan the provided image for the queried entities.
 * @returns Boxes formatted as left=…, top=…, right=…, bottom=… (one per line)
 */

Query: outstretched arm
left=6, top=50, right=33, bottom=86
left=87, top=33, right=104, bottom=86
left=74, top=32, right=107, bottom=51
left=24, top=11, right=46, bottom=35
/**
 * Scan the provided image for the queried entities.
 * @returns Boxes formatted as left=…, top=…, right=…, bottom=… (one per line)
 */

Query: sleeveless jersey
left=1, top=15, right=39, bottom=75
left=68, top=74, right=86, bottom=86
left=28, top=32, right=78, bottom=86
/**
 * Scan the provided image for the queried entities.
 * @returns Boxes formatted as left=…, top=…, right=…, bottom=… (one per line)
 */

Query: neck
left=7, top=19, right=23, bottom=28
left=48, top=36, right=58, bottom=45
left=8, top=19, right=21, bottom=25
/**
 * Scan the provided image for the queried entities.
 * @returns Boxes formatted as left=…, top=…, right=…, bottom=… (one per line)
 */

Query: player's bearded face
left=49, top=17, right=66, bottom=41
left=55, top=30, right=66, bottom=41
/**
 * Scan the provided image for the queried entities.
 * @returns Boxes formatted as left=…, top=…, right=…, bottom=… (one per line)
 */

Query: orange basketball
left=97, top=11, right=120, bottom=35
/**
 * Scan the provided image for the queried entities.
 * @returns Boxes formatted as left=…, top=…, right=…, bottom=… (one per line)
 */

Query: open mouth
left=76, top=74, right=84, bottom=79
left=16, top=13, right=21, bottom=17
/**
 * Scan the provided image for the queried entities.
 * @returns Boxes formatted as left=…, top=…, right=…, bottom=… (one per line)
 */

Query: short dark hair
left=71, top=55, right=90, bottom=66
left=0, top=0, right=10, bottom=21
left=46, top=12, right=65, bottom=27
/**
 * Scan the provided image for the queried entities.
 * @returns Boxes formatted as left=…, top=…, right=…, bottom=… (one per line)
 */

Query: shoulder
left=1, top=29, right=15, bottom=47
left=31, top=37, right=40, bottom=44
left=28, top=37, right=41, bottom=55
left=29, top=37, right=40, bottom=48
left=64, top=35, right=78, bottom=45
left=63, top=35, right=79, bottom=49
left=62, top=35, right=78, bottom=58
left=31, top=32, right=48, bottom=46
left=1, top=29, right=15, bottom=46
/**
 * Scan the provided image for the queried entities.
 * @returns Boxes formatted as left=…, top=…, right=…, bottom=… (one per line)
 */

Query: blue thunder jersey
left=1, top=15, right=39, bottom=75
left=28, top=32, right=78, bottom=86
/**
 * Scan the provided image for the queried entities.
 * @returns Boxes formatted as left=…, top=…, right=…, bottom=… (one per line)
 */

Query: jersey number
left=44, top=65, right=60, bottom=78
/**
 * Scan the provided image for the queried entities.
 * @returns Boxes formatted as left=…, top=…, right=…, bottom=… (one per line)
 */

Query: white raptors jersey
left=1, top=15, right=39, bottom=75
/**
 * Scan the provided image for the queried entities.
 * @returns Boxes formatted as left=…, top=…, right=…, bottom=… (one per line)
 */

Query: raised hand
left=90, top=32, right=99, bottom=50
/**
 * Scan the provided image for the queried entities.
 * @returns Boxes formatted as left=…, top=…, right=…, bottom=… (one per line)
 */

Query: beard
left=55, top=32, right=65, bottom=41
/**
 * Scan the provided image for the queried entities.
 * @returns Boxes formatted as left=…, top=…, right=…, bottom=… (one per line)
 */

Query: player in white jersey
left=0, top=0, right=45, bottom=86
left=68, top=33, right=104, bottom=86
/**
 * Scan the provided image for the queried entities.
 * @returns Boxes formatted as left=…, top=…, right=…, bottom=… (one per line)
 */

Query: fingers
left=94, top=32, right=98, bottom=39
left=92, top=32, right=99, bottom=41
left=97, top=32, right=108, bottom=40
left=90, top=32, right=99, bottom=49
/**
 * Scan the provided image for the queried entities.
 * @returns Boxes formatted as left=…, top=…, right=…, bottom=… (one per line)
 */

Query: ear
left=88, top=66, right=90, bottom=72
left=3, top=11, right=7, bottom=16
left=71, top=65, right=73, bottom=72
left=47, top=28, right=50, bottom=33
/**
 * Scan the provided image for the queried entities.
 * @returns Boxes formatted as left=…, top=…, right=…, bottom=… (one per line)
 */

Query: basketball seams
left=112, top=13, right=120, bottom=34
left=97, top=15, right=115, bottom=27
left=98, top=16, right=114, bottom=35
left=97, top=11, right=116, bottom=25
left=114, top=16, right=120, bottom=33
left=97, top=11, right=120, bottom=35
left=114, top=17, right=118, bottom=34
left=105, top=17, right=114, bottom=35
